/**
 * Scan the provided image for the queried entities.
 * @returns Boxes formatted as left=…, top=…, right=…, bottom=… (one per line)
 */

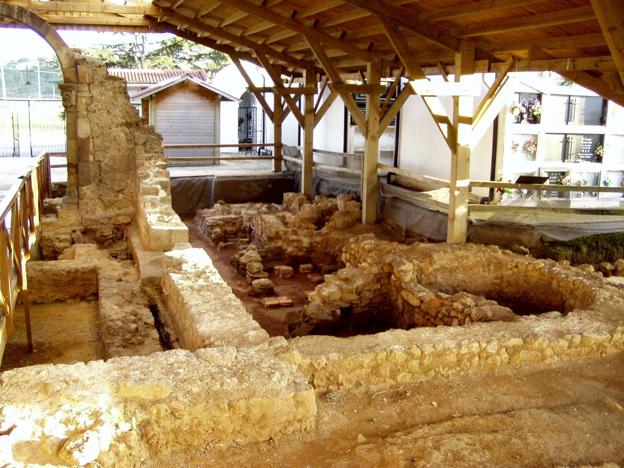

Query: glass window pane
left=568, top=96, right=605, bottom=125
left=567, top=134, right=602, bottom=162
left=543, top=134, right=565, bottom=162
left=546, top=95, right=568, bottom=124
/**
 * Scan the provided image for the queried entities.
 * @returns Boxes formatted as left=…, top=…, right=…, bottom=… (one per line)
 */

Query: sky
left=0, top=27, right=172, bottom=62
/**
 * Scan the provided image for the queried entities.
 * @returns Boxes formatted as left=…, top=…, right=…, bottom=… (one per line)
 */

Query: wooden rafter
left=380, top=66, right=403, bottom=117
left=6, top=0, right=159, bottom=15
left=480, top=33, right=607, bottom=53
left=305, top=34, right=368, bottom=135
left=473, top=56, right=514, bottom=127
left=151, top=6, right=313, bottom=70
left=379, top=84, right=412, bottom=134
left=216, top=0, right=372, bottom=62
left=148, top=18, right=257, bottom=64
left=230, top=56, right=274, bottom=122
left=254, top=50, right=305, bottom=127
left=457, top=5, right=595, bottom=37
left=591, top=0, right=624, bottom=87
left=341, top=0, right=460, bottom=51
left=419, top=0, right=546, bottom=22
left=314, top=90, right=339, bottom=127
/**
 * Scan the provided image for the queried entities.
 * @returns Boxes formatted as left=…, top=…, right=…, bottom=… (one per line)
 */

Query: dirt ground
left=1, top=300, right=102, bottom=371
left=151, top=352, right=624, bottom=467
left=186, top=221, right=403, bottom=338
left=182, top=219, right=624, bottom=467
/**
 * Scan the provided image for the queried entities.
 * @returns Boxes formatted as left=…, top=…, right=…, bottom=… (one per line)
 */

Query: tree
left=83, top=34, right=229, bottom=77
left=84, top=34, right=147, bottom=68
left=145, top=37, right=229, bottom=78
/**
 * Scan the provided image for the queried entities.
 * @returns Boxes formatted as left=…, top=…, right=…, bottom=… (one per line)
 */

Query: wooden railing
left=284, top=147, right=362, bottom=176
left=0, top=152, right=51, bottom=354
left=164, top=143, right=277, bottom=162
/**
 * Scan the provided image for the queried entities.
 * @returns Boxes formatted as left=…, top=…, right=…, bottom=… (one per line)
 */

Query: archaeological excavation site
left=1, top=1, right=624, bottom=466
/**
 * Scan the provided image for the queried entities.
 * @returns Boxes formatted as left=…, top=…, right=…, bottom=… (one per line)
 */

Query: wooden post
left=273, top=92, right=283, bottom=172
left=362, top=57, right=382, bottom=224
left=447, top=44, right=475, bottom=243
left=302, top=67, right=315, bottom=197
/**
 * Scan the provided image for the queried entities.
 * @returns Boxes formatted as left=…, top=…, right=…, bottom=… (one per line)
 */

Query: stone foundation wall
left=194, top=192, right=362, bottom=265
left=26, top=243, right=161, bottom=359
left=161, top=248, right=269, bottom=350
left=0, top=346, right=315, bottom=465
left=41, top=52, right=188, bottom=258
left=281, top=313, right=624, bottom=391
left=306, top=235, right=598, bottom=328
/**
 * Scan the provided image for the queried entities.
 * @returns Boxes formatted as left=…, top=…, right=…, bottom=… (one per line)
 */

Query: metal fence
left=0, top=99, right=66, bottom=157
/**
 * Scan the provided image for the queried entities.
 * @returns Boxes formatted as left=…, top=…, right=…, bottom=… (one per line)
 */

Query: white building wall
left=314, top=88, right=344, bottom=153
left=397, top=77, right=495, bottom=196
left=212, top=61, right=300, bottom=153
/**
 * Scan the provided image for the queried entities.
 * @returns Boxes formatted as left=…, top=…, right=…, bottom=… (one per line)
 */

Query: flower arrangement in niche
left=594, top=143, right=604, bottom=162
left=511, top=101, right=526, bottom=123
left=527, top=97, right=542, bottom=123
left=523, top=138, right=537, bottom=159
left=511, top=141, right=519, bottom=152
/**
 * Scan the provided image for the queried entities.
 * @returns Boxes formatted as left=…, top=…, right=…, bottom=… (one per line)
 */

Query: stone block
left=274, top=265, right=294, bottom=278
left=27, top=260, right=98, bottom=303
left=0, top=347, right=316, bottom=463
left=162, top=248, right=269, bottom=350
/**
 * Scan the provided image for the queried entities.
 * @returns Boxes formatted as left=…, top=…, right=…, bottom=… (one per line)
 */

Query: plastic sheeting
left=380, top=180, right=624, bottom=242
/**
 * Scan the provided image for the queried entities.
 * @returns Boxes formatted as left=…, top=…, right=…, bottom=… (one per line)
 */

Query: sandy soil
left=151, top=352, right=624, bottom=467
left=186, top=221, right=404, bottom=338
left=186, top=222, right=314, bottom=337
left=1, top=300, right=102, bottom=371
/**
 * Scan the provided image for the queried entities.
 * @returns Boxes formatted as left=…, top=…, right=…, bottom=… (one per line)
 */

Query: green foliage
left=145, top=37, right=229, bottom=76
left=541, top=232, right=624, bottom=264
left=83, top=34, right=229, bottom=77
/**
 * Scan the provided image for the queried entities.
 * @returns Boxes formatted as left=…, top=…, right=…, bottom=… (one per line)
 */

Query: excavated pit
left=191, top=196, right=600, bottom=339
left=0, top=300, right=102, bottom=371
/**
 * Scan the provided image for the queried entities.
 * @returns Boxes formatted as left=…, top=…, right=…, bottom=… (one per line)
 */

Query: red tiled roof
left=108, top=69, right=208, bottom=85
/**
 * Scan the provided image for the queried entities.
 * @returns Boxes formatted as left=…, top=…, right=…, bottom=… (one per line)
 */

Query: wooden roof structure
left=2, top=0, right=624, bottom=244
left=1, top=0, right=623, bottom=104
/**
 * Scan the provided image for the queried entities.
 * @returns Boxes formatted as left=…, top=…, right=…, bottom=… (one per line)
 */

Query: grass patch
left=539, top=232, right=624, bottom=265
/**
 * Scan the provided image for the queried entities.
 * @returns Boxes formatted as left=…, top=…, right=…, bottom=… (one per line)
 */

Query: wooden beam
left=243, top=0, right=342, bottom=39
left=504, top=55, right=616, bottom=73
left=446, top=50, right=475, bottom=244
left=473, top=56, right=514, bottom=127
left=302, top=67, right=315, bottom=198
left=379, top=84, right=412, bottom=134
left=26, top=14, right=148, bottom=28
left=379, top=16, right=426, bottom=79
left=216, top=0, right=372, bottom=62
left=314, top=90, right=339, bottom=127
left=362, top=57, right=382, bottom=224
left=6, top=0, right=160, bottom=15
left=151, top=7, right=312, bottom=70
left=273, top=93, right=283, bottom=172
left=253, top=86, right=316, bottom=95
left=479, top=33, right=607, bottom=53
left=380, top=66, right=403, bottom=117
left=341, top=0, right=460, bottom=51
left=420, top=0, right=546, bottom=22
left=148, top=18, right=261, bottom=65
left=254, top=50, right=305, bottom=126
left=591, top=0, right=624, bottom=87
left=314, top=76, right=329, bottom=113
left=305, top=35, right=368, bottom=135
left=458, top=5, right=595, bottom=37
left=331, top=83, right=387, bottom=94
left=231, top=56, right=274, bottom=122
